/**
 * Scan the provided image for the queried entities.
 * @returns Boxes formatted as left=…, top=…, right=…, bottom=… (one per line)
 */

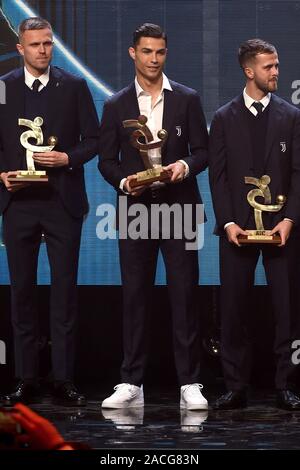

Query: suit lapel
left=264, top=95, right=284, bottom=168
left=7, top=69, right=26, bottom=164
left=122, top=82, right=140, bottom=119
left=8, top=68, right=25, bottom=129
left=162, top=86, right=180, bottom=160
left=44, top=66, right=65, bottom=129
left=230, top=95, right=253, bottom=170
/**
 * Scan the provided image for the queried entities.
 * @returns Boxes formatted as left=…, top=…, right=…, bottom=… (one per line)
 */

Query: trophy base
left=129, top=167, right=172, bottom=189
left=7, top=171, right=48, bottom=183
left=238, top=230, right=281, bottom=245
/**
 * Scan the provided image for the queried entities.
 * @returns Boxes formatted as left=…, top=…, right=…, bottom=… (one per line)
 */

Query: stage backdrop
left=1, top=0, right=300, bottom=286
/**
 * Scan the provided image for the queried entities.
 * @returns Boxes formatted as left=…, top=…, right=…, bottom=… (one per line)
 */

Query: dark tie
left=252, top=101, right=263, bottom=116
left=32, top=79, right=41, bottom=93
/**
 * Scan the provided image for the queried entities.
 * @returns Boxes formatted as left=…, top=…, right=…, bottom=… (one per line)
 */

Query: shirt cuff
left=224, top=221, right=235, bottom=230
left=177, top=160, right=189, bottom=178
left=283, top=217, right=294, bottom=223
left=120, top=178, right=130, bottom=194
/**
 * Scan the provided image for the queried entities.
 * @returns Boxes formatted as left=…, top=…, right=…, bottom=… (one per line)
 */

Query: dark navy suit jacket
left=209, top=94, right=300, bottom=234
left=98, top=80, right=208, bottom=211
left=0, top=66, right=99, bottom=217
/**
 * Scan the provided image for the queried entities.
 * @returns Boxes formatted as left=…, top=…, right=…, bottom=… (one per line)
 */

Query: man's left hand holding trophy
left=0, top=115, right=63, bottom=192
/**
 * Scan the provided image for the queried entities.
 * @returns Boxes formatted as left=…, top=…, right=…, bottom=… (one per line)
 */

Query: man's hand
left=124, top=174, right=147, bottom=196
left=270, top=219, right=293, bottom=247
left=163, top=161, right=185, bottom=183
left=0, top=171, right=30, bottom=192
left=225, top=223, right=248, bottom=247
left=33, top=151, right=69, bottom=167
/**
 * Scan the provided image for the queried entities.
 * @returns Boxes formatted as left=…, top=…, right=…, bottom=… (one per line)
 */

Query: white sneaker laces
left=113, top=383, right=139, bottom=397
left=182, top=383, right=204, bottom=396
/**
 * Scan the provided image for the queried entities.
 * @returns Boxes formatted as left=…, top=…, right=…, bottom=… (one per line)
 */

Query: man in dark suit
left=0, top=17, right=99, bottom=405
left=209, top=39, right=300, bottom=410
left=99, top=24, right=208, bottom=409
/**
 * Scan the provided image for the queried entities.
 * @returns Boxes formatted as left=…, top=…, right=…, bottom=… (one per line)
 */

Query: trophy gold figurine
left=238, top=174, right=286, bottom=245
left=122, top=115, right=171, bottom=188
left=8, top=116, right=58, bottom=183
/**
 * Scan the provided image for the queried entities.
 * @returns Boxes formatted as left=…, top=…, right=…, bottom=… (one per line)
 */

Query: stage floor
left=13, top=387, right=300, bottom=451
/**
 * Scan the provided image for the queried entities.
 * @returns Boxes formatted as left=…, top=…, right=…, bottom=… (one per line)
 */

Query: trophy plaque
left=122, top=115, right=171, bottom=188
left=8, top=116, right=57, bottom=183
left=238, top=175, right=286, bottom=245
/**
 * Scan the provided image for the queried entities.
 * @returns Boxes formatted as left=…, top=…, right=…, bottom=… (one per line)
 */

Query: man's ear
left=128, top=46, right=136, bottom=61
left=16, top=43, right=24, bottom=56
left=244, top=66, right=254, bottom=80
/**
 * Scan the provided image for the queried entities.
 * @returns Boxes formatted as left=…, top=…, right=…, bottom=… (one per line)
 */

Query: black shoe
left=277, top=390, right=300, bottom=411
left=214, top=390, right=247, bottom=410
left=52, top=382, right=86, bottom=406
left=3, top=380, right=40, bottom=406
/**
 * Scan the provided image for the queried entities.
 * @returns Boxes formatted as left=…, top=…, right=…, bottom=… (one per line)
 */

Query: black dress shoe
left=214, top=390, right=247, bottom=410
left=277, top=390, right=300, bottom=410
left=3, top=380, right=40, bottom=406
left=52, top=382, right=86, bottom=406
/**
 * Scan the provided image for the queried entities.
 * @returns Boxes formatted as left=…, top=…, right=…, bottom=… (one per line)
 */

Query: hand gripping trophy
left=8, top=116, right=57, bottom=183
left=238, top=174, right=286, bottom=244
left=123, top=114, right=171, bottom=188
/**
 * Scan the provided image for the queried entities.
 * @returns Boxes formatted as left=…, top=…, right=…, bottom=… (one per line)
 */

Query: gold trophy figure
left=238, top=174, right=286, bottom=244
left=123, top=115, right=171, bottom=188
left=8, top=116, right=57, bottom=183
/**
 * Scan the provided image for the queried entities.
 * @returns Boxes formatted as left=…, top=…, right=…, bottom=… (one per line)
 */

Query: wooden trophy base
left=238, top=230, right=281, bottom=245
left=7, top=171, right=48, bottom=183
left=129, top=167, right=172, bottom=189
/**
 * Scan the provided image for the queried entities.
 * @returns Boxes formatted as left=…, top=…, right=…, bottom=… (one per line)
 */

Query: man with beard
left=209, top=39, right=300, bottom=410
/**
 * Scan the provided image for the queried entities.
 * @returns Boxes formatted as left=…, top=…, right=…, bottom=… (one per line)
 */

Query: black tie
left=252, top=101, right=263, bottom=116
left=32, top=79, right=41, bottom=93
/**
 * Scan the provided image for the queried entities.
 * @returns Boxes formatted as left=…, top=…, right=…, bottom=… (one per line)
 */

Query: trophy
left=8, top=116, right=57, bottom=183
left=238, top=175, right=286, bottom=245
left=122, top=115, right=171, bottom=188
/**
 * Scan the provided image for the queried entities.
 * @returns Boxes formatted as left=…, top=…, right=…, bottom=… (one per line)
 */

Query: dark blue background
left=1, top=0, right=300, bottom=285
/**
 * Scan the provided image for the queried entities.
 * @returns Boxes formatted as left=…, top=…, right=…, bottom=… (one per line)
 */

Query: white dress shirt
left=224, top=89, right=292, bottom=229
left=243, top=88, right=271, bottom=116
left=120, top=73, right=189, bottom=192
left=24, top=66, right=50, bottom=92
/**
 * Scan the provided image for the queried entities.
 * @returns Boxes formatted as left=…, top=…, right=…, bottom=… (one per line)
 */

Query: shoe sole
left=180, top=402, right=208, bottom=410
left=102, top=402, right=144, bottom=409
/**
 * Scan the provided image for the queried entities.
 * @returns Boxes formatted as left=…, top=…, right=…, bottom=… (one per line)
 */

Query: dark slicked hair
left=18, top=17, right=52, bottom=41
left=132, top=23, right=167, bottom=47
left=238, top=38, right=277, bottom=68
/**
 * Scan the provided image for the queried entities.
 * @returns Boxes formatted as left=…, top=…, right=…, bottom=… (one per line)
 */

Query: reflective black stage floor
left=20, top=388, right=300, bottom=450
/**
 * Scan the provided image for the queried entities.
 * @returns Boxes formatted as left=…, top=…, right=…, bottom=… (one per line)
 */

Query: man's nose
left=38, top=44, right=46, bottom=53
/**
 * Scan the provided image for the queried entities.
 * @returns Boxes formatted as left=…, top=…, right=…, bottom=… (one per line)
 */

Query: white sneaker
left=180, top=409, right=208, bottom=433
left=101, top=407, right=144, bottom=430
left=101, top=383, right=144, bottom=409
left=180, top=383, right=208, bottom=410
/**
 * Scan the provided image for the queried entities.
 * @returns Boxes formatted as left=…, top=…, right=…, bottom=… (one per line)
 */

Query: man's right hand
left=0, top=171, right=30, bottom=192
left=124, top=174, right=147, bottom=197
left=225, top=223, right=248, bottom=247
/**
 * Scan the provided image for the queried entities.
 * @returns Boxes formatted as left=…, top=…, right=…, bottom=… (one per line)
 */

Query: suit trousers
left=3, top=190, right=83, bottom=381
left=219, top=236, right=298, bottom=391
left=119, top=235, right=201, bottom=386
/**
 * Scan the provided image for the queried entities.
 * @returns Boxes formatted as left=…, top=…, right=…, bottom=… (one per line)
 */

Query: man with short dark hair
left=0, top=17, right=99, bottom=405
left=99, top=23, right=208, bottom=409
left=209, top=38, right=300, bottom=410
